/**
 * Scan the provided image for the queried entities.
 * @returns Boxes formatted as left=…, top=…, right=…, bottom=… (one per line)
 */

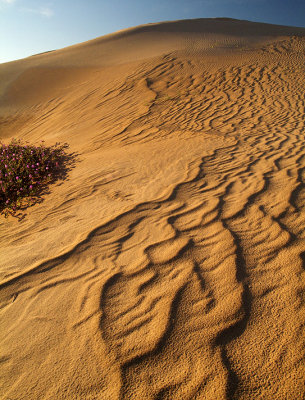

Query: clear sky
left=1, top=0, right=305, bottom=63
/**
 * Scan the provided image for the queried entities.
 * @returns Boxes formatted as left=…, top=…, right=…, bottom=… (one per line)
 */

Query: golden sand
left=1, top=18, right=305, bottom=399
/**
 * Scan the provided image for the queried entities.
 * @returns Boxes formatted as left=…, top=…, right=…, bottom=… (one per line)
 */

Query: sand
left=1, top=17, right=305, bottom=399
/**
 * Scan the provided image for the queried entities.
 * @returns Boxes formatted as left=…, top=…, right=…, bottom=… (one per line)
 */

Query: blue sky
left=1, top=0, right=305, bottom=63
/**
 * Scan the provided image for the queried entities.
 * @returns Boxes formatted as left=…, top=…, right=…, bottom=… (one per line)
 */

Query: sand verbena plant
left=0, top=139, right=75, bottom=217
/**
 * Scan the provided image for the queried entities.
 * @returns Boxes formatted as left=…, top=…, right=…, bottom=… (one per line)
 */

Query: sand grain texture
left=1, top=18, right=305, bottom=399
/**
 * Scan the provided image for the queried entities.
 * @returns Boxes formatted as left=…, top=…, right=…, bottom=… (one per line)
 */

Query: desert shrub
left=0, top=139, right=75, bottom=217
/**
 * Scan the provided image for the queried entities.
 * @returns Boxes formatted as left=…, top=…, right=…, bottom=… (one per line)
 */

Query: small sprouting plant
left=0, top=139, right=75, bottom=218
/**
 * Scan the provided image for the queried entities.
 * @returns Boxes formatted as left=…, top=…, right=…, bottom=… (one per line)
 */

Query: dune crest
left=1, top=18, right=305, bottom=400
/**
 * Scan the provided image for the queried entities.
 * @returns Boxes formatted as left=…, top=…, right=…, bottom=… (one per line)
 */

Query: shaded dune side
left=1, top=27, right=305, bottom=400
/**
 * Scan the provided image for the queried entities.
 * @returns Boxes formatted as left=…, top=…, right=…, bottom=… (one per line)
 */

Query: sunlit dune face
left=1, top=19, right=305, bottom=400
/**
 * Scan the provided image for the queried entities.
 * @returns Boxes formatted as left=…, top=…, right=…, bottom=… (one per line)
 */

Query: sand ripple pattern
left=1, top=37, right=305, bottom=400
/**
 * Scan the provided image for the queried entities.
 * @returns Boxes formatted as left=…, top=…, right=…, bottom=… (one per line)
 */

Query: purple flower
left=16, top=176, right=19, bottom=180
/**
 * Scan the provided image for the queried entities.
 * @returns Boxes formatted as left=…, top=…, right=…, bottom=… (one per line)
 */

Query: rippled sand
left=1, top=18, right=305, bottom=400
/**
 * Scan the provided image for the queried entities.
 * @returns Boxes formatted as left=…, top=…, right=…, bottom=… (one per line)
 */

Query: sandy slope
left=1, top=18, right=305, bottom=399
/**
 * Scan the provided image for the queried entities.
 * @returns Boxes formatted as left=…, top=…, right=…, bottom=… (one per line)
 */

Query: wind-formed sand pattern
left=1, top=18, right=305, bottom=399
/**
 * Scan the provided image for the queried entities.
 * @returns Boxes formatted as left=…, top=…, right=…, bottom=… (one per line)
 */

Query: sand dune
left=1, top=18, right=305, bottom=399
